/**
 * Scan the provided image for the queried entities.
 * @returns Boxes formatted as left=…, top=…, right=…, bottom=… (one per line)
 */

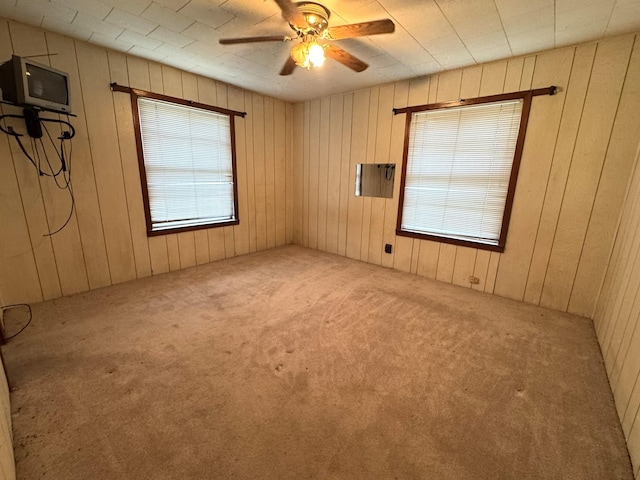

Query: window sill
left=148, top=219, right=239, bottom=237
left=396, top=229, right=505, bottom=253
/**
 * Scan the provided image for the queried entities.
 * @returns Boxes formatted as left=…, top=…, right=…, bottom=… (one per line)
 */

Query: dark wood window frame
left=111, top=83, right=245, bottom=237
left=393, top=86, right=556, bottom=253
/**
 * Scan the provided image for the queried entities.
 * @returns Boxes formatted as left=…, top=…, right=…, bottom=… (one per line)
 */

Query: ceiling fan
left=219, top=0, right=395, bottom=75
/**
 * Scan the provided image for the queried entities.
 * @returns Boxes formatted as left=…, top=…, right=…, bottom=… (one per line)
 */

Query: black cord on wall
left=0, top=112, right=76, bottom=235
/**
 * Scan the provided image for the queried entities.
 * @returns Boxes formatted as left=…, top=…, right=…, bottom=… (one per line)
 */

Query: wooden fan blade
left=219, top=35, right=289, bottom=45
left=279, top=56, right=297, bottom=76
left=274, top=0, right=304, bottom=24
left=326, top=19, right=395, bottom=40
left=324, top=44, right=368, bottom=72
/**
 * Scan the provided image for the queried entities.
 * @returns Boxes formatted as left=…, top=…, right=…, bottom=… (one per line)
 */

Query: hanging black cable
left=1, top=304, right=33, bottom=341
left=0, top=112, right=76, bottom=235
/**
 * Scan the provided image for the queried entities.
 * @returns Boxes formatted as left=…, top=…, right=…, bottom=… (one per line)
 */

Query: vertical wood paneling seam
left=567, top=37, right=636, bottom=318
left=381, top=84, right=396, bottom=264
left=603, top=147, right=640, bottom=340
left=450, top=247, right=460, bottom=284
left=175, top=237, right=182, bottom=269
left=42, top=32, right=87, bottom=291
left=521, top=56, right=538, bottom=89
left=445, top=72, right=465, bottom=283
left=367, top=88, right=381, bottom=260
left=500, top=61, right=507, bottom=92
left=473, top=252, right=489, bottom=289
left=592, top=38, right=640, bottom=322
left=523, top=48, right=577, bottom=303
left=496, top=53, right=538, bottom=286
left=181, top=73, right=200, bottom=261
left=269, top=96, right=275, bottom=249
left=429, top=75, right=442, bottom=277
left=289, top=101, right=296, bottom=244
left=46, top=35, right=90, bottom=292
left=159, top=64, right=166, bottom=94
left=61, top=157, right=91, bottom=287
left=335, top=95, right=346, bottom=252
left=320, top=98, right=328, bottom=249
left=602, top=183, right=640, bottom=360
left=596, top=150, right=640, bottom=333
left=73, top=39, right=113, bottom=284
left=537, top=44, right=598, bottom=305
left=439, top=71, right=463, bottom=283
left=34, top=160, right=59, bottom=253
left=272, top=101, right=278, bottom=247
left=474, top=64, right=497, bottom=289
left=125, top=57, right=154, bottom=273
left=285, top=103, right=292, bottom=243
left=479, top=64, right=486, bottom=93
left=513, top=57, right=525, bottom=92
left=344, top=97, right=356, bottom=253
left=360, top=89, right=373, bottom=260
left=222, top=84, right=236, bottom=257
left=23, top=34, right=64, bottom=295
left=3, top=123, right=44, bottom=301
left=148, top=62, right=170, bottom=272
left=262, top=95, right=268, bottom=249
left=595, top=96, right=640, bottom=340
left=385, top=85, right=396, bottom=151
left=313, top=99, right=320, bottom=249
left=291, top=101, right=296, bottom=242
left=606, top=218, right=640, bottom=363
left=301, top=101, right=308, bottom=245
left=4, top=20, right=44, bottom=299
left=623, top=367, right=640, bottom=440
left=106, top=52, right=139, bottom=278
left=304, top=101, right=309, bottom=245
left=159, top=67, right=182, bottom=270
left=194, top=76, right=212, bottom=261
left=614, top=279, right=640, bottom=411
left=283, top=103, right=288, bottom=243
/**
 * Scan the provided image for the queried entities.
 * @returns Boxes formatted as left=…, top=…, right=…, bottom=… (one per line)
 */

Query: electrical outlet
left=469, top=276, right=480, bottom=285
left=384, top=244, right=392, bottom=254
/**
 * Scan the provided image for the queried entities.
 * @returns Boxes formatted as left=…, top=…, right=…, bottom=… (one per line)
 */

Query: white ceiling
left=1, top=0, right=640, bottom=102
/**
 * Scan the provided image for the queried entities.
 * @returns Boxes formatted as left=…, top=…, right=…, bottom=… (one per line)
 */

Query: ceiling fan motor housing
left=291, top=2, right=331, bottom=35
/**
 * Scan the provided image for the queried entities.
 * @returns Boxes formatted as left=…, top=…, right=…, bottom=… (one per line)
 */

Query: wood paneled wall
left=0, top=349, right=13, bottom=480
left=0, top=351, right=13, bottom=480
left=594, top=143, right=640, bottom=478
left=0, top=19, right=294, bottom=305
left=293, top=32, right=640, bottom=318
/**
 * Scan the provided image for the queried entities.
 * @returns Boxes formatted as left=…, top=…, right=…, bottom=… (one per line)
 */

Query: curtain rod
left=393, top=86, right=557, bottom=115
left=110, top=82, right=247, bottom=118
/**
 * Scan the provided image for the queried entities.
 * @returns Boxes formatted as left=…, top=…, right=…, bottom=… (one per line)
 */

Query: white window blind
left=138, top=97, right=236, bottom=232
left=401, top=99, right=524, bottom=246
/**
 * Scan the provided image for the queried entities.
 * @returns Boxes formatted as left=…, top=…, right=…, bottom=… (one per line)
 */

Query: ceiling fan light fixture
left=219, top=0, right=395, bottom=76
left=291, top=37, right=326, bottom=69
left=307, top=42, right=326, bottom=67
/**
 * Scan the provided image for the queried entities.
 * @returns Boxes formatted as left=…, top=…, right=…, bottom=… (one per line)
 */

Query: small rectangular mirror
left=356, top=163, right=395, bottom=199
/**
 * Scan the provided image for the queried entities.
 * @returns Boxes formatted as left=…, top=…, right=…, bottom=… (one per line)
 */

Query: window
left=395, top=88, right=554, bottom=252
left=131, top=90, right=241, bottom=236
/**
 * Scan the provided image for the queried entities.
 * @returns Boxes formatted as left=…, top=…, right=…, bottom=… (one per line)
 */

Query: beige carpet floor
left=3, top=245, right=632, bottom=479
